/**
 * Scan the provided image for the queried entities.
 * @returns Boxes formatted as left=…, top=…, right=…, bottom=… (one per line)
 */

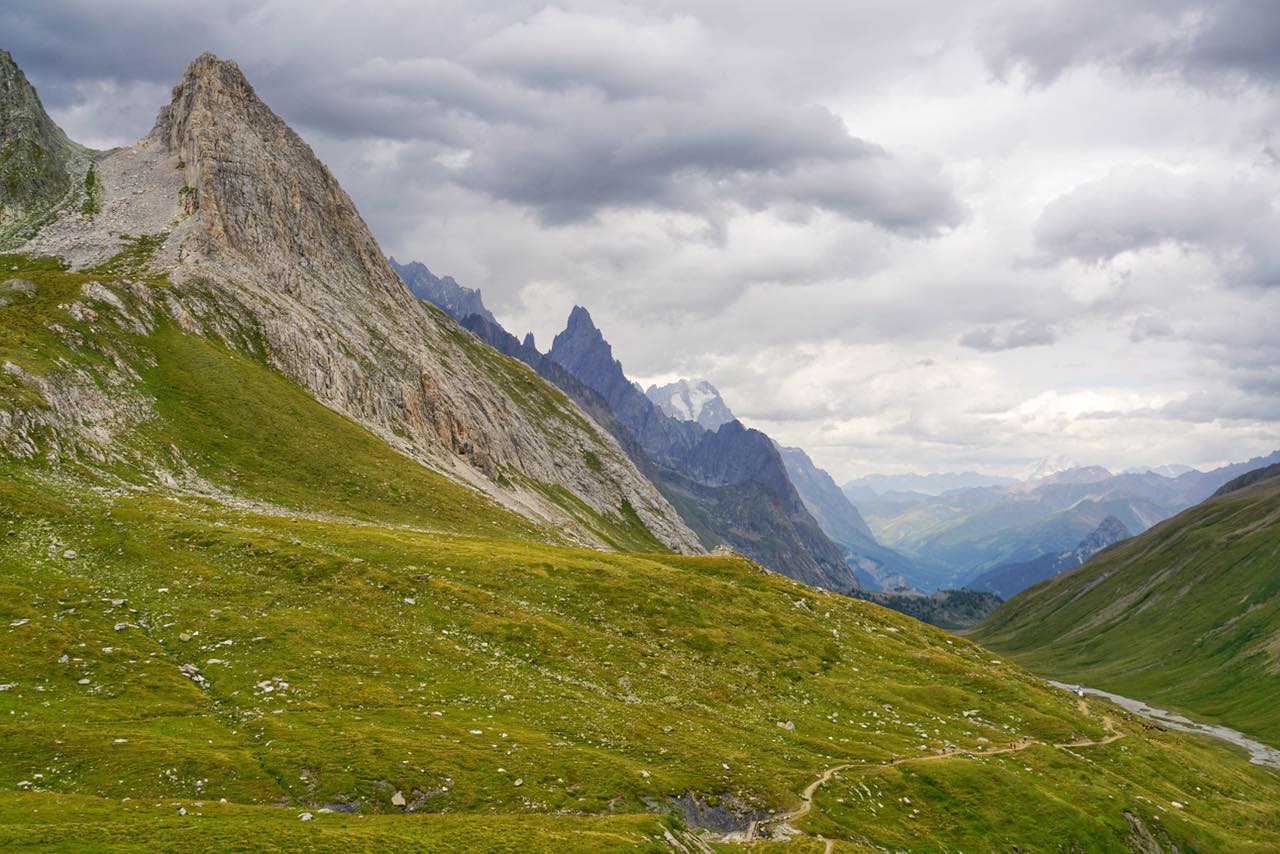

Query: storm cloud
left=3, top=0, right=1277, bottom=478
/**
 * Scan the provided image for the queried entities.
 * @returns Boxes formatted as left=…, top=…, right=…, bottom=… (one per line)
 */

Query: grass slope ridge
left=975, top=475, right=1280, bottom=747
left=1214, top=460, right=1280, bottom=498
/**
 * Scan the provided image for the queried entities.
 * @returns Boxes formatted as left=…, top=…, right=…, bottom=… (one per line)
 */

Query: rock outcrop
left=0, top=49, right=91, bottom=249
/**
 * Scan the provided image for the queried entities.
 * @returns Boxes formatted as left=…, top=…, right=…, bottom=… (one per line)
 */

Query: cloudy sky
left=6, top=0, right=1279, bottom=479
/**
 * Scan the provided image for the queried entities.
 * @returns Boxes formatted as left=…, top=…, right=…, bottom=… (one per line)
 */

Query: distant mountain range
left=975, top=461, right=1280, bottom=748
left=387, top=269, right=931, bottom=592
left=847, top=451, right=1280, bottom=590
left=388, top=257, right=497, bottom=325
left=843, top=471, right=1018, bottom=500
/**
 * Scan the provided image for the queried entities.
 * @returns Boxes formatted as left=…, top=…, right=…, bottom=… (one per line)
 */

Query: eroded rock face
left=13, top=52, right=699, bottom=553
left=0, top=49, right=90, bottom=249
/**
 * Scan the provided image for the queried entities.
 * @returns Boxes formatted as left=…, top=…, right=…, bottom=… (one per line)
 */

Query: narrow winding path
left=742, top=709, right=1126, bottom=846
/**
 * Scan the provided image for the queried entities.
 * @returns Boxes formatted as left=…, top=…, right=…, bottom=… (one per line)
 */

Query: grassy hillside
left=3, top=256, right=1280, bottom=850
left=975, top=477, right=1280, bottom=747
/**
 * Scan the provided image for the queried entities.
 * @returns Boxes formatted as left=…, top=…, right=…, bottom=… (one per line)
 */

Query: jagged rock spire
left=152, top=52, right=405, bottom=303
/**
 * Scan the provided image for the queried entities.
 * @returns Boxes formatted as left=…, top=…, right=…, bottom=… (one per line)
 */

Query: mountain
left=858, top=453, right=1280, bottom=590
left=1020, top=455, right=1080, bottom=481
left=1125, top=463, right=1196, bottom=477
left=975, top=471, right=1280, bottom=748
left=0, top=49, right=94, bottom=249
left=774, top=444, right=921, bottom=589
left=634, top=374, right=916, bottom=588
left=645, top=378, right=737, bottom=431
left=1213, top=460, right=1280, bottom=497
left=385, top=261, right=856, bottom=590
left=843, top=471, right=1018, bottom=500
left=547, top=306, right=857, bottom=591
left=388, top=256, right=497, bottom=325
left=967, top=515, right=1131, bottom=600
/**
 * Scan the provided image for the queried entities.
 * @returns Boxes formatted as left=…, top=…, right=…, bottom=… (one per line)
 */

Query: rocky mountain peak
left=645, top=377, right=737, bottom=431
left=563, top=305, right=601, bottom=337
left=152, top=52, right=404, bottom=304
left=549, top=306, right=621, bottom=393
left=389, top=257, right=497, bottom=324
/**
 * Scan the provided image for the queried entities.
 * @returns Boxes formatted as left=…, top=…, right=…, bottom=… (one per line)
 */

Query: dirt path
left=745, top=709, right=1125, bottom=845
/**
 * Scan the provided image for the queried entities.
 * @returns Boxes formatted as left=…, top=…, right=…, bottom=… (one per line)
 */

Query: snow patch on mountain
left=645, top=378, right=737, bottom=431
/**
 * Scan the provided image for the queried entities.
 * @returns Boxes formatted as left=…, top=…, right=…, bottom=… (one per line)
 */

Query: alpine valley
left=3, top=46, right=1280, bottom=854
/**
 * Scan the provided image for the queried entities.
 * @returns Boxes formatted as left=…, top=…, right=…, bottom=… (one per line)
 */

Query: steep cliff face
left=10, top=53, right=699, bottom=554
left=0, top=49, right=91, bottom=249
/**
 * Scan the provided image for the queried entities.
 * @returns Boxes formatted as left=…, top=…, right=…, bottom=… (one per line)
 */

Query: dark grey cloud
left=959, top=319, right=1058, bottom=351
left=980, top=0, right=1280, bottom=89
left=1, top=1, right=962, bottom=234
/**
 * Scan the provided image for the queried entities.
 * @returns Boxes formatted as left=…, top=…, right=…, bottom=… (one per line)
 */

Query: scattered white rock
left=391, top=791, right=405, bottom=807
left=0, top=684, right=14, bottom=691
left=63, top=549, right=77, bottom=559
left=777, top=720, right=795, bottom=731
left=178, top=807, right=187, bottom=816
left=299, top=812, right=313, bottom=821
left=514, top=778, right=523, bottom=787
left=10, top=619, right=29, bottom=628
left=1172, top=801, right=1185, bottom=809
left=403, top=597, right=416, bottom=605
left=77, top=678, right=91, bottom=685
left=179, top=663, right=207, bottom=686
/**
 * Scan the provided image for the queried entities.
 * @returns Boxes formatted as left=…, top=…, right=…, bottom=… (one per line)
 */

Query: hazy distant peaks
left=1019, top=455, right=1081, bottom=481
left=389, top=257, right=497, bottom=325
